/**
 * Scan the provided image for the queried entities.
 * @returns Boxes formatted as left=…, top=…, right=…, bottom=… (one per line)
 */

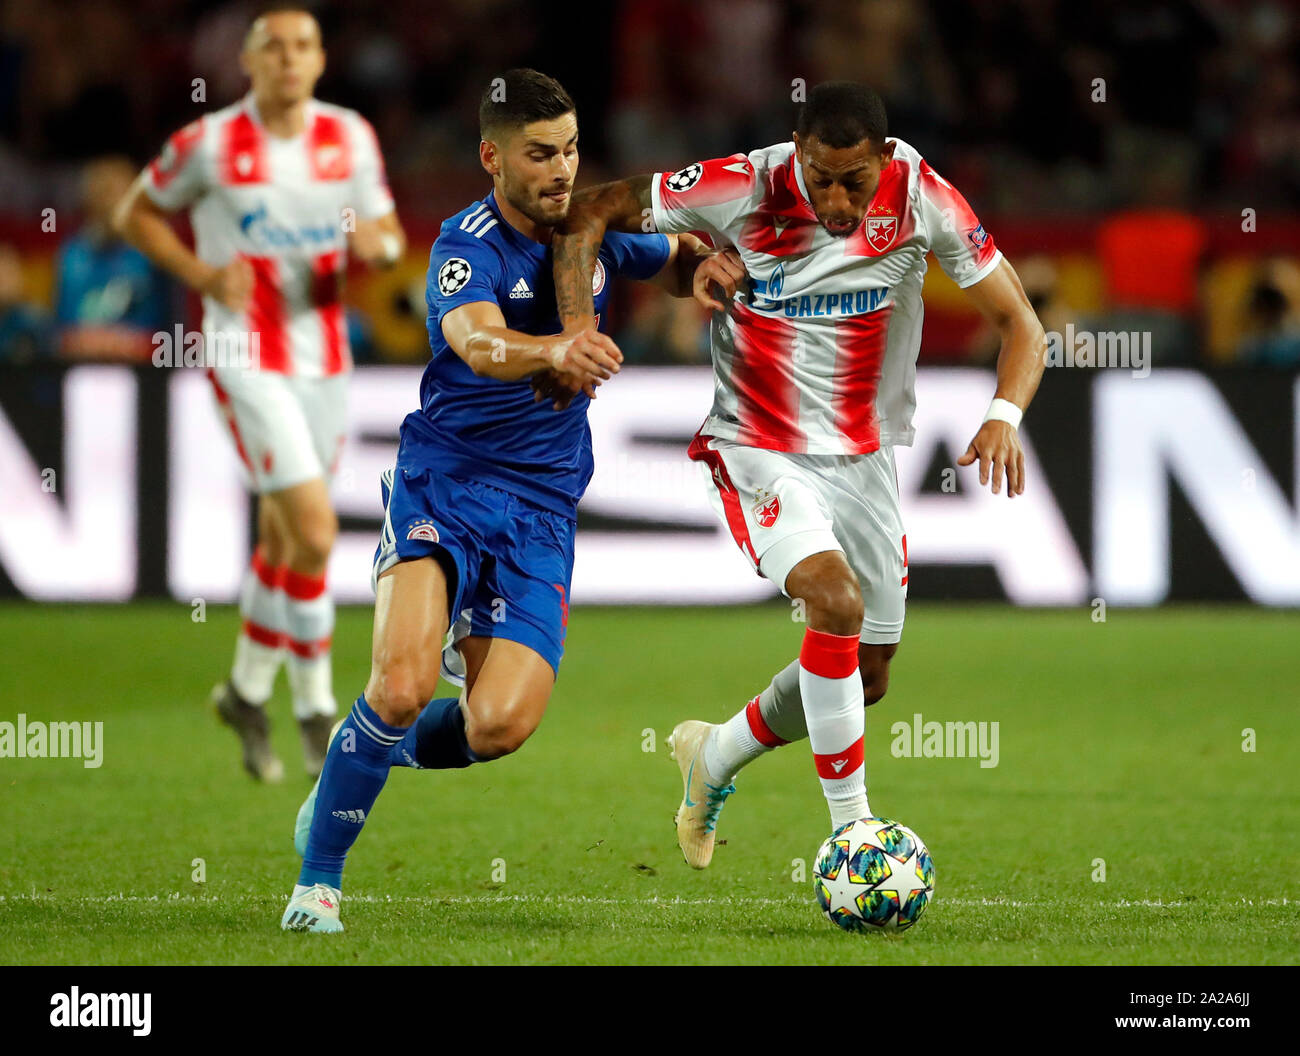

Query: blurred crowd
left=1, top=0, right=1298, bottom=367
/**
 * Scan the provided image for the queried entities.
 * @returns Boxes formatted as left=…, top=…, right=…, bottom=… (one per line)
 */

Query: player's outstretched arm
left=552, top=174, right=655, bottom=328
left=955, top=258, right=1048, bottom=497
left=441, top=300, right=621, bottom=395
left=111, top=175, right=252, bottom=312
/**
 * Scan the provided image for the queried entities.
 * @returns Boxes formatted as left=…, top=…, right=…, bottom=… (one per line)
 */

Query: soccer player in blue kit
left=280, top=69, right=722, bottom=931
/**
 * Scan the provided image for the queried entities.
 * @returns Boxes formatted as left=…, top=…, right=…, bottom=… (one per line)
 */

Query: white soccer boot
left=280, top=883, right=343, bottom=933
left=668, top=720, right=736, bottom=869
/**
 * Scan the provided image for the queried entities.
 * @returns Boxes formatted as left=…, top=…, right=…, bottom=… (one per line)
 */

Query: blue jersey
left=410, top=191, right=670, bottom=517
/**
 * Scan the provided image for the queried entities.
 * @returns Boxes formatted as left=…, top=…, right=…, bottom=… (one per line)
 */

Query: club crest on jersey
left=406, top=520, right=440, bottom=543
left=866, top=214, right=898, bottom=251
left=665, top=163, right=703, bottom=193
left=754, top=494, right=781, bottom=529
left=592, top=259, right=607, bottom=295
left=438, top=257, right=472, bottom=296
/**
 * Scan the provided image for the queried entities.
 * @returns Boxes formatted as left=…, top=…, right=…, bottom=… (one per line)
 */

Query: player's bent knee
left=465, top=701, right=543, bottom=761
left=288, top=516, right=337, bottom=571
left=366, top=663, right=439, bottom=728
left=465, top=718, right=531, bottom=761
left=804, top=579, right=864, bottom=636
left=862, top=670, right=890, bottom=706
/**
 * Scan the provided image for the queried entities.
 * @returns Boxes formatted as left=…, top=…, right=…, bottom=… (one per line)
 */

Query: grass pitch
left=0, top=602, right=1296, bottom=965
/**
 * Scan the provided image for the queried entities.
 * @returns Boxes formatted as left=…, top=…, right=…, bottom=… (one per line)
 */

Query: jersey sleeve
left=427, top=226, right=505, bottom=325
left=916, top=158, right=1002, bottom=288
left=349, top=115, right=396, bottom=221
left=649, top=153, right=757, bottom=243
left=142, top=118, right=209, bottom=212
left=600, top=230, right=670, bottom=282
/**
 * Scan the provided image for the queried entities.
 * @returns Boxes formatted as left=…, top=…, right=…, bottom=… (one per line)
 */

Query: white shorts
left=690, top=435, right=907, bottom=644
left=207, top=367, right=348, bottom=494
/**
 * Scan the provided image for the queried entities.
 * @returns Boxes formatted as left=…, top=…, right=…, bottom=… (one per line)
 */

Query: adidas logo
left=332, top=808, right=366, bottom=824
left=509, top=277, right=533, bottom=300
left=283, top=910, right=319, bottom=929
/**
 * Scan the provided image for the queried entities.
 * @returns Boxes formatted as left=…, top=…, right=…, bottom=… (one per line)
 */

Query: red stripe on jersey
left=745, top=695, right=789, bottom=748
left=924, top=160, right=998, bottom=272
left=657, top=153, right=754, bottom=211
left=800, top=628, right=861, bottom=680
left=307, top=111, right=353, bottom=181
left=814, top=739, right=864, bottom=781
left=738, top=158, right=818, bottom=257
left=730, top=301, right=801, bottom=451
left=241, top=618, right=285, bottom=649
left=832, top=304, right=892, bottom=453
left=686, top=434, right=759, bottom=569
left=149, top=119, right=204, bottom=190
left=286, top=634, right=332, bottom=659
left=245, top=256, right=289, bottom=373
left=206, top=369, right=255, bottom=473
left=311, top=251, right=347, bottom=374
left=220, top=112, right=269, bottom=185
left=901, top=534, right=908, bottom=586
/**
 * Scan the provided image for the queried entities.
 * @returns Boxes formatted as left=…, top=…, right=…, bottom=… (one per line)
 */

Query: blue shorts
left=372, top=453, right=575, bottom=677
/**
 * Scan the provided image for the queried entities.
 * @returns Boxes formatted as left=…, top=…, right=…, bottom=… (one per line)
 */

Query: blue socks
left=389, top=697, right=479, bottom=770
left=298, top=696, right=406, bottom=890
left=298, top=696, right=481, bottom=892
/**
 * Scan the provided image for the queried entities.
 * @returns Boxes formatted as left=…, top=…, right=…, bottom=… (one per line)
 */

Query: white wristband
left=983, top=397, right=1023, bottom=429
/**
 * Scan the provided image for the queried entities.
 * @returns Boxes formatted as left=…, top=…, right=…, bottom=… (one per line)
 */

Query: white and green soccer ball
left=813, top=817, right=935, bottom=933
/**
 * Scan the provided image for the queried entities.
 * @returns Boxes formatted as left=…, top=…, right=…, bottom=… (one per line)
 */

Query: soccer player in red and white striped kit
left=114, top=7, right=405, bottom=780
left=552, top=82, right=1046, bottom=865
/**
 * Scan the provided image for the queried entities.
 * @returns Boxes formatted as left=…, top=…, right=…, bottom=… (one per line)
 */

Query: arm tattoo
left=552, top=175, right=654, bottom=328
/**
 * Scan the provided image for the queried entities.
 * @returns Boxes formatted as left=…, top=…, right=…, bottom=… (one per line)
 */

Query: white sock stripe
left=351, top=704, right=403, bottom=745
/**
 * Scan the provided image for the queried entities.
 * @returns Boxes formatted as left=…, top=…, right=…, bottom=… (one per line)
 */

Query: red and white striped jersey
left=143, top=94, right=395, bottom=377
left=651, top=139, right=1002, bottom=453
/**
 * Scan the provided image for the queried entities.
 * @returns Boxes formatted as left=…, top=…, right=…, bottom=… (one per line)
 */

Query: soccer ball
left=812, top=817, right=935, bottom=933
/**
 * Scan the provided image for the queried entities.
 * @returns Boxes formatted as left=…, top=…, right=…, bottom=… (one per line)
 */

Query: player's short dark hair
left=245, top=5, right=321, bottom=43
left=796, top=81, right=889, bottom=150
left=479, top=69, right=575, bottom=141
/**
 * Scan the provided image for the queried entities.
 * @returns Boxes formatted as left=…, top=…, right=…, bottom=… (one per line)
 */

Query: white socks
left=229, top=549, right=336, bottom=721
left=231, top=547, right=286, bottom=704
left=283, top=568, right=337, bottom=721
left=798, top=628, right=869, bottom=828
left=703, top=696, right=783, bottom=782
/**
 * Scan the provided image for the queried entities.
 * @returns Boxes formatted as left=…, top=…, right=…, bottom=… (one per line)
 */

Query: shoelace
left=701, top=781, right=736, bottom=833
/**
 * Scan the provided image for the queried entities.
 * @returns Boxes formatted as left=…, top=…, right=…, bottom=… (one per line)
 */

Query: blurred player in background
left=279, top=69, right=721, bottom=932
left=113, top=7, right=406, bottom=781
left=553, top=81, right=1046, bottom=867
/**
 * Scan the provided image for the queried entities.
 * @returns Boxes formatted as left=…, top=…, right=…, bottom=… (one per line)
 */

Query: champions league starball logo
left=438, top=257, right=472, bottom=296
left=665, top=162, right=703, bottom=192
